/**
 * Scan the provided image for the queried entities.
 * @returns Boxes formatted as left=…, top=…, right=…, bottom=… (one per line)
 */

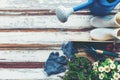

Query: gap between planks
left=0, top=44, right=61, bottom=50
left=0, top=62, right=44, bottom=68
left=0, top=28, right=93, bottom=32
left=0, top=9, right=118, bottom=16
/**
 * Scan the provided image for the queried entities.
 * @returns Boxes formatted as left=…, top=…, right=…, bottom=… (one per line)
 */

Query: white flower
left=110, top=63, right=116, bottom=69
left=93, top=62, right=98, bottom=67
left=117, top=65, right=120, bottom=72
left=108, top=58, right=114, bottom=64
left=98, top=66, right=104, bottom=72
left=111, top=78, right=114, bottom=80
left=93, top=66, right=97, bottom=71
left=105, top=66, right=111, bottom=73
left=113, top=72, right=120, bottom=80
left=99, top=73, right=104, bottom=80
left=111, top=78, right=117, bottom=80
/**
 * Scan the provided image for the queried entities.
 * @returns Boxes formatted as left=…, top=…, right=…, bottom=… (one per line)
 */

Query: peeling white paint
left=0, top=69, right=64, bottom=79
left=0, top=50, right=63, bottom=62
left=0, top=15, right=93, bottom=29
left=0, top=32, right=90, bottom=44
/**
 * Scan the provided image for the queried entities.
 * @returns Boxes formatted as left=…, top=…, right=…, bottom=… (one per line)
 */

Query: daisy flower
left=93, top=62, right=98, bottom=67
left=117, top=65, right=120, bottom=72
left=113, top=72, right=120, bottom=80
left=98, top=66, right=104, bottom=72
left=99, top=73, right=104, bottom=80
left=105, top=66, right=111, bottom=73
left=110, top=63, right=116, bottom=69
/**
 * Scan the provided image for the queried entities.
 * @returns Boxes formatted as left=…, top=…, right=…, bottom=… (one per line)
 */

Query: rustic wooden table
left=0, top=0, right=119, bottom=79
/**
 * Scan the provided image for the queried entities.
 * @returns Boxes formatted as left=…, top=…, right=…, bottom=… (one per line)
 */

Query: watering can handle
left=73, top=0, right=93, bottom=12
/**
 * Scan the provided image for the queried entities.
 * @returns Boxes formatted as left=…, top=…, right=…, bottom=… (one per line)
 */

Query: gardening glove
left=62, top=42, right=78, bottom=59
left=44, top=52, right=67, bottom=76
left=56, top=56, right=67, bottom=65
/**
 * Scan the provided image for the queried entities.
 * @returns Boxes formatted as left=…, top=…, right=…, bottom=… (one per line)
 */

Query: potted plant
left=60, top=56, right=120, bottom=80
left=60, top=56, right=93, bottom=80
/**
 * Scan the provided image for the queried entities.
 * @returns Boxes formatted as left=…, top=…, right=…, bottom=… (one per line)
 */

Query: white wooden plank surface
left=0, top=50, right=118, bottom=62
left=0, top=68, right=64, bottom=79
left=0, top=0, right=119, bottom=10
left=0, top=0, right=86, bottom=9
left=0, top=32, right=90, bottom=44
left=0, top=0, right=118, bottom=80
left=0, top=50, right=63, bottom=62
left=0, top=15, right=93, bottom=29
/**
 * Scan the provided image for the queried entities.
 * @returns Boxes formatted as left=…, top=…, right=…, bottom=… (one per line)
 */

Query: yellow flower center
left=115, top=75, right=119, bottom=78
left=106, top=68, right=109, bottom=71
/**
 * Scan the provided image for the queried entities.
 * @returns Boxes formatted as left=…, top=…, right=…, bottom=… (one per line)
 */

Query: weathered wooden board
left=0, top=0, right=89, bottom=9
left=0, top=69, right=64, bottom=79
left=0, top=0, right=118, bottom=80
left=0, top=44, right=61, bottom=50
left=0, top=32, right=90, bottom=44
left=0, top=50, right=63, bottom=62
left=0, top=62, right=44, bottom=68
left=0, top=15, right=93, bottom=29
left=0, top=0, right=119, bottom=10
left=0, top=0, right=118, bottom=29
left=0, top=8, right=118, bottom=16
left=0, top=50, right=118, bottom=68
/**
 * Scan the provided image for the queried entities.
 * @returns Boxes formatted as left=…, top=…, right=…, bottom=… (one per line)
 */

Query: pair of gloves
left=44, top=52, right=67, bottom=76
left=44, top=42, right=76, bottom=76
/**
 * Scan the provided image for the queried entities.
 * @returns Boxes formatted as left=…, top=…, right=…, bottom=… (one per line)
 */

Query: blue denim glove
left=44, top=52, right=67, bottom=76
left=62, top=42, right=78, bottom=59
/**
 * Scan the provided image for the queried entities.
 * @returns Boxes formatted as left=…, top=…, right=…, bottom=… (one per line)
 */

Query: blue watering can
left=56, top=0, right=120, bottom=22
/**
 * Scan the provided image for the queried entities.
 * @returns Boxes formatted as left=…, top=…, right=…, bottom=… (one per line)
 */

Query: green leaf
left=114, top=61, right=118, bottom=66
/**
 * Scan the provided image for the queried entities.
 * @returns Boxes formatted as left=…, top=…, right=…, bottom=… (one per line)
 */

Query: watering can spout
left=55, top=0, right=94, bottom=23
left=73, top=0, right=93, bottom=12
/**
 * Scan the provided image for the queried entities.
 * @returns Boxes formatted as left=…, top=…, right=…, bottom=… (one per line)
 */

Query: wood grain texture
left=0, top=0, right=119, bottom=10
left=0, top=0, right=88, bottom=9
left=0, top=32, right=91, bottom=44
left=0, top=15, right=93, bottom=29
left=0, top=69, right=64, bottom=79
left=0, top=62, right=44, bottom=68
left=0, top=44, right=61, bottom=50
left=0, top=28, right=93, bottom=32
left=0, top=10, right=118, bottom=16
left=0, top=50, right=63, bottom=62
left=0, top=0, right=118, bottom=79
